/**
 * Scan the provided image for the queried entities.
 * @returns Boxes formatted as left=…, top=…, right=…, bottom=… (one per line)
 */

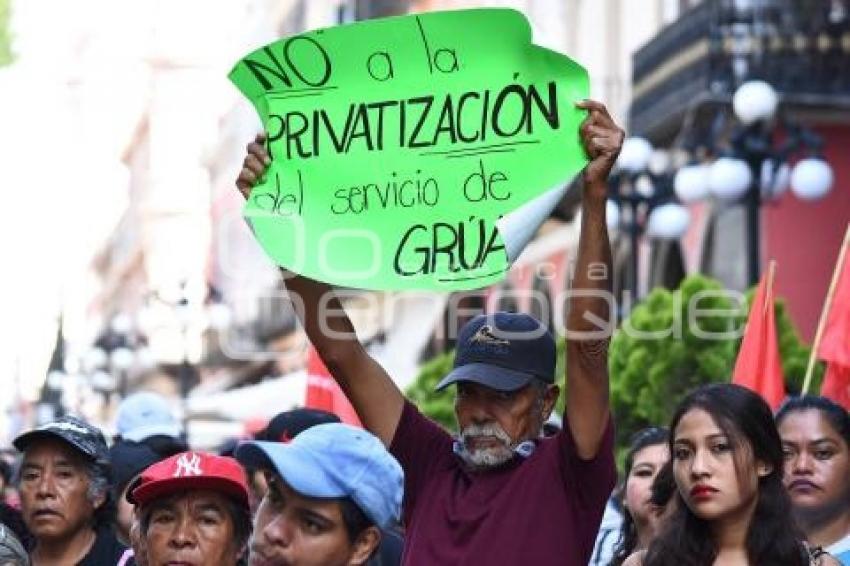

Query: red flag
left=305, top=346, right=362, bottom=426
left=732, top=264, right=786, bottom=410
left=818, top=252, right=850, bottom=409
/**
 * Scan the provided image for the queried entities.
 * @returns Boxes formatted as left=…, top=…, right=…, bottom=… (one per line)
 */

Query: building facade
left=629, top=0, right=850, bottom=339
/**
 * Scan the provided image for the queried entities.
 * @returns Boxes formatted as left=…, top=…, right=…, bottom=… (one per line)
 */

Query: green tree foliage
left=405, top=350, right=456, bottom=431
left=611, top=274, right=824, bottom=453
left=609, top=275, right=740, bottom=451
left=0, top=0, right=12, bottom=68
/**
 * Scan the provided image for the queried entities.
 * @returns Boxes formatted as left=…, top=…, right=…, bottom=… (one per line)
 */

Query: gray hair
left=83, top=461, right=114, bottom=529
left=84, top=461, right=110, bottom=504
left=529, top=378, right=552, bottom=437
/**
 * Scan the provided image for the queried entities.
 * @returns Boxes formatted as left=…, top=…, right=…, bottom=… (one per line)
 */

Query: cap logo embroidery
left=173, top=453, right=203, bottom=477
left=469, top=325, right=510, bottom=347
left=39, top=421, right=91, bottom=436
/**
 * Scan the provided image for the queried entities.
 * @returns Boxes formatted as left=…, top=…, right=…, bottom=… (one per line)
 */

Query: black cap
left=13, top=415, right=108, bottom=462
left=109, top=440, right=164, bottom=493
left=436, top=312, right=556, bottom=392
left=255, top=408, right=340, bottom=443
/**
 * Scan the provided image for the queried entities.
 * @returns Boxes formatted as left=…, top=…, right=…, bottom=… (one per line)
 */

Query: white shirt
left=826, top=532, right=850, bottom=564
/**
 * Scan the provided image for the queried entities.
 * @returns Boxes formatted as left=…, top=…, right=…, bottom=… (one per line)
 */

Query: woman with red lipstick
left=623, top=384, right=840, bottom=566
left=777, top=396, right=850, bottom=564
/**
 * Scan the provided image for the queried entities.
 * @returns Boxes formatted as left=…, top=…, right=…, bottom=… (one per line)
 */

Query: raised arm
left=565, top=100, right=622, bottom=459
left=236, top=134, right=405, bottom=445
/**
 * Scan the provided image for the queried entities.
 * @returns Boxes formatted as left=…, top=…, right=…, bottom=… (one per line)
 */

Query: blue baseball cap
left=235, top=423, right=403, bottom=530
left=116, top=392, right=181, bottom=442
left=436, top=312, right=556, bottom=392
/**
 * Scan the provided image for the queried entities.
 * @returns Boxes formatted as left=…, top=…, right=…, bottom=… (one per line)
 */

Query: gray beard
left=457, top=422, right=516, bottom=470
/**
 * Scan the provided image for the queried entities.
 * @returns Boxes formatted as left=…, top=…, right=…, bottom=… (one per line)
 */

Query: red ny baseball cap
left=128, top=451, right=249, bottom=509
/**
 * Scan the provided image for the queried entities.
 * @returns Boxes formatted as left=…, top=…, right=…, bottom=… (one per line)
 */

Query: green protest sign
left=229, top=8, right=588, bottom=290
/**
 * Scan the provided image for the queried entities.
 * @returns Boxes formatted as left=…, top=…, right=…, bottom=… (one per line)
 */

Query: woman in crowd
left=623, top=384, right=839, bottom=565
left=777, top=396, right=850, bottom=564
left=610, top=427, right=670, bottom=565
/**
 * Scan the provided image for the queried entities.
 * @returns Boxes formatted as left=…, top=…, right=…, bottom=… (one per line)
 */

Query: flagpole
left=763, top=260, right=777, bottom=317
left=802, top=224, right=850, bottom=395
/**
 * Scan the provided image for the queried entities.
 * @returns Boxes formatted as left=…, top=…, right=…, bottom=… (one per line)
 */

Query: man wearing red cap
left=129, top=451, right=253, bottom=566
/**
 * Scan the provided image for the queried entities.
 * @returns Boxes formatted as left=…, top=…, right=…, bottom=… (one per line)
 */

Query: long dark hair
left=643, top=384, right=807, bottom=566
left=610, top=427, right=669, bottom=566
left=649, top=461, right=675, bottom=509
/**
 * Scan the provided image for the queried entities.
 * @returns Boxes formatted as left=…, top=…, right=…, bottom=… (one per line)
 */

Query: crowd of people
left=599, top=388, right=850, bottom=566
left=0, top=385, right=845, bottom=565
left=0, top=393, right=405, bottom=566
left=0, top=100, right=845, bottom=565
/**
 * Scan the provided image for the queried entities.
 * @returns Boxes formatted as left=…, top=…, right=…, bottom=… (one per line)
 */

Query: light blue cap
left=235, top=423, right=403, bottom=530
left=115, top=392, right=181, bottom=442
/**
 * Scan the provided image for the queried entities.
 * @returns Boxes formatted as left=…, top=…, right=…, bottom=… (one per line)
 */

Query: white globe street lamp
left=46, top=370, right=66, bottom=391
left=110, top=313, right=134, bottom=335
left=708, top=157, right=753, bottom=200
left=608, top=136, right=695, bottom=302
left=110, top=347, right=135, bottom=371
left=648, top=149, right=672, bottom=176
left=674, top=164, right=711, bottom=203
left=790, top=158, right=834, bottom=201
left=83, top=347, right=107, bottom=373
left=606, top=199, right=620, bottom=231
left=617, top=137, right=653, bottom=173
left=733, top=80, right=779, bottom=124
left=206, top=302, right=233, bottom=331
left=647, top=203, right=691, bottom=240
left=623, top=79, right=832, bottom=291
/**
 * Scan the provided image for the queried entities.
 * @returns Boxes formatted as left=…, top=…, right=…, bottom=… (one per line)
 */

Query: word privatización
left=267, top=82, right=560, bottom=159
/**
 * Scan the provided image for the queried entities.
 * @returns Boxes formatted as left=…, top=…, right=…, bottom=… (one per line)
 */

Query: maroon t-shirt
left=390, top=401, right=615, bottom=566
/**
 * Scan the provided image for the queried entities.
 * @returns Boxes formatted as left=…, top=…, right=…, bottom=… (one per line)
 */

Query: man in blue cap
left=236, top=99, right=622, bottom=565
left=236, top=422, right=403, bottom=566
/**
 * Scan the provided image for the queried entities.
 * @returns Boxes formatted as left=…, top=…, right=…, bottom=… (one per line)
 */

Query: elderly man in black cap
left=236, top=98, right=622, bottom=565
left=14, top=415, right=126, bottom=565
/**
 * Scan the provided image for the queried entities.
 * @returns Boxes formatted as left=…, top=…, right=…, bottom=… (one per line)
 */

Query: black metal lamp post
left=673, top=80, right=834, bottom=287
left=609, top=137, right=691, bottom=304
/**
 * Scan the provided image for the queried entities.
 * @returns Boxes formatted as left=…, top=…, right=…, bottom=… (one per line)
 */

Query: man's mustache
left=461, top=423, right=512, bottom=446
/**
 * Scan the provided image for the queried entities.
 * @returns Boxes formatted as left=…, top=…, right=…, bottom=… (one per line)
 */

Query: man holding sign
left=236, top=95, right=622, bottom=564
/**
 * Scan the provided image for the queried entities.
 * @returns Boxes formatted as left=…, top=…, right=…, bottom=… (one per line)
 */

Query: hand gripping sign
left=229, top=8, right=589, bottom=290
